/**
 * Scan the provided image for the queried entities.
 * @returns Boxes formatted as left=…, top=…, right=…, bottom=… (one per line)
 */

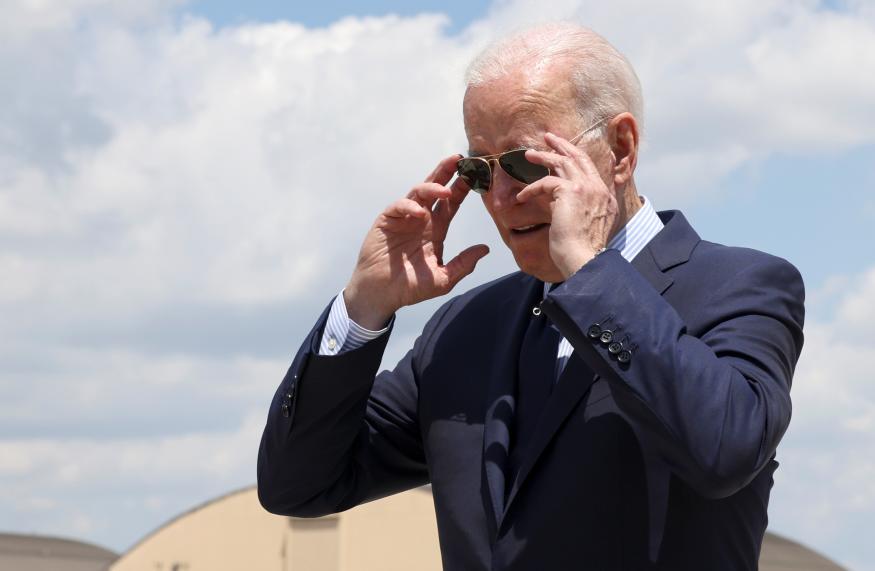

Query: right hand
left=343, top=154, right=490, bottom=330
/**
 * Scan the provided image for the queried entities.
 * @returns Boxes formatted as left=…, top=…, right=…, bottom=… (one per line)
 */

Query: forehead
left=463, top=66, right=579, bottom=154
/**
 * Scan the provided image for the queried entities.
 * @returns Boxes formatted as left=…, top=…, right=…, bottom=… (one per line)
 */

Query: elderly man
left=257, top=23, right=805, bottom=570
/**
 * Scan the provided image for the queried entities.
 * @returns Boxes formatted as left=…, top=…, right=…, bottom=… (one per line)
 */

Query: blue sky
left=1, top=0, right=874, bottom=569
left=183, top=0, right=493, bottom=31
left=688, top=143, right=875, bottom=295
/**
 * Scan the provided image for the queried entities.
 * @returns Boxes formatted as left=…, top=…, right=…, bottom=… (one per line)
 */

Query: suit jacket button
left=608, top=342, right=622, bottom=355
left=281, top=403, right=291, bottom=418
left=599, top=330, right=614, bottom=344
left=587, top=325, right=602, bottom=338
left=618, top=350, right=632, bottom=364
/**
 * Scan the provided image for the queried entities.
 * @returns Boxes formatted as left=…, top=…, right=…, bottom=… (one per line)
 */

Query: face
left=462, top=67, right=614, bottom=282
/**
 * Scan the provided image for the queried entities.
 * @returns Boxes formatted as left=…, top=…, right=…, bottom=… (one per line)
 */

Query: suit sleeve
left=542, top=249, right=805, bottom=499
left=256, top=298, right=433, bottom=517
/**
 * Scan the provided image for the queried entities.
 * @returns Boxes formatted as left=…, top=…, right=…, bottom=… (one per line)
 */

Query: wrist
left=556, top=246, right=606, bottom=279
left=343, top=285, right=395, bottom=331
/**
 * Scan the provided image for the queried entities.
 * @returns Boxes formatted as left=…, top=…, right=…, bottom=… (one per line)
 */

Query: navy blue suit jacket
left=257, top=211, right=805, bottom=570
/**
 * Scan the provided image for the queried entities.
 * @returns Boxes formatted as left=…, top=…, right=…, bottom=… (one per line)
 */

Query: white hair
left=465, top=22, right=644, bottom=139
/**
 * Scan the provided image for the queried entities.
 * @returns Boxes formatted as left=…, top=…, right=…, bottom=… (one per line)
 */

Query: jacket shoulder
left=689, top=240, right=804, bottom=286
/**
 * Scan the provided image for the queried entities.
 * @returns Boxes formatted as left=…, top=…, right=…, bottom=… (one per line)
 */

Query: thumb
left=443, top=244, right=490, bottom=290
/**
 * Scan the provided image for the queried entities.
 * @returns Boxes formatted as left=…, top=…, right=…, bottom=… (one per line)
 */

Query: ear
left=608, top=112, right=639, bottom=185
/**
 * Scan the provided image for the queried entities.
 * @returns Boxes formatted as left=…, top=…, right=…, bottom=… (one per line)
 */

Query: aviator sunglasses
left=456, top=116, right=611, bottom=194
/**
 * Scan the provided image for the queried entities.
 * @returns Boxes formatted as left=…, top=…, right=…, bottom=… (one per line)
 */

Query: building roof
left=1, top=488, right=846, bottom=571
left=0, top=532, right=118, bottom=571
left=110, top=485, right=847, bottom=571
left=761, top=532, right=847, bottom=570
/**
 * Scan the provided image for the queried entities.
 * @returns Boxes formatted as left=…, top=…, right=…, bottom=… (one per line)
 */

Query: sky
left=1, top=0, right=874, bottom=568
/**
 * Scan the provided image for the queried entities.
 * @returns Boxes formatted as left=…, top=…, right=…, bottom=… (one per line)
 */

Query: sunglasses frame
left=456, top=115, right=612, bottom=194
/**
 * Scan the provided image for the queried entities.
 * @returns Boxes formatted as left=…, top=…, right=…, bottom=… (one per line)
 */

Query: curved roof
left=761, top=532, right=846, bottom=571
left=113, top=485, right=845, bottom=571
left=117, top=484, right=255, bottom=557
left=0, top=532, right=117, bottom=571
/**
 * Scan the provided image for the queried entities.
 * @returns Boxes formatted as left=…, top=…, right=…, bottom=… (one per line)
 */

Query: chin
left=512, top=252, right=560, bottom=282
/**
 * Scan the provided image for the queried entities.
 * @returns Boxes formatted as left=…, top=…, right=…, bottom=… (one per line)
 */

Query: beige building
left=107, top=485, right=846, bottom=571
left=0, top=532, right=117, bottom=571
left=110, top=487, right=442, bottom=571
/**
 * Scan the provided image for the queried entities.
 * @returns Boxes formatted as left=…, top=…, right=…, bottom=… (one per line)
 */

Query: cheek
left=481, top=195, right=511, bottom=246
left=530, top=193, right=554, bottom=215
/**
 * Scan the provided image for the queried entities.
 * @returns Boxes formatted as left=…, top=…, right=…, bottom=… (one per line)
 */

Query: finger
left=432, top=175, right=471, bottom=228
left=543, top=131, right=582, bottom=156
left=545, top=132, right=601, bottom=178
left=442, top=244, right=490, bottom=290
left=384, top=198, right=428, bottom=219
left=524, top=148, right=585, bottom=181
left=447, top=174, right=472, bottom=215
left=526, top=149, right=582, bottom=177
left=407, top=182, right=452, bottom=209
left=424, top=154, right=464, bottom=186
left=515, top=176, right=565, bottom=204
left=432, top=174, right=474, bottom=259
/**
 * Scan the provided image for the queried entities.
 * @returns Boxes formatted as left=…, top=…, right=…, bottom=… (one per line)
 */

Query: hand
left=517, top=132, right=618, bottom=278
left=344, top=155, right=490, bottom=329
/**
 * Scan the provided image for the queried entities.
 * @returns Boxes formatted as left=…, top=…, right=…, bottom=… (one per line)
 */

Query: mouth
left=510, top=223, right=549, bottom=235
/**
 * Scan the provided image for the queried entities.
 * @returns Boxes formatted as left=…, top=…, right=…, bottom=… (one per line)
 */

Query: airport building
left=2, top=487, right=846, bottom=570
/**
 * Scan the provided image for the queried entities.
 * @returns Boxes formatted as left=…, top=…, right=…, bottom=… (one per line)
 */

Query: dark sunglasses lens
left=499, top=149, right=549, bottom=184
left=457, top=158, right=491, bottom=194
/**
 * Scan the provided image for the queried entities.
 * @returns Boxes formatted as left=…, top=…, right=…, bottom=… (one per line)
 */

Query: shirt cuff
left=318, top=289, right=391, bottom=355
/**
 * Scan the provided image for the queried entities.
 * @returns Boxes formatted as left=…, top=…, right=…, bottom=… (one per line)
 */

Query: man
left=257, top=23, right=805, bottom=570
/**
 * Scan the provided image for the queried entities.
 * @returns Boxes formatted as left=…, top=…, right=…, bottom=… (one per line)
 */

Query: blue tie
left=508, top=291, right=562, bottom=488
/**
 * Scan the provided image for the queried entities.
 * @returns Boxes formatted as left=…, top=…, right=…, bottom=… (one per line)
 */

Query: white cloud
left=0, top=410, right=265, bottom=547
left=835, top=266, right=875, bottom=340
left=771, top=265, right=875, bottom=570
left=469, top=0, right=875, bottom=198
left=3, top=0, right=874, bottom=317
left=0, top=0, right=184, bottom=38
left=1, top=0, right=874, bottom=565
left=1, top=13, right=481, bottom=318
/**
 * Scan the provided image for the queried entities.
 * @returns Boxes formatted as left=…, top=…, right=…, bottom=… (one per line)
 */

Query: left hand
left=517, top=131, right=619, bottom=278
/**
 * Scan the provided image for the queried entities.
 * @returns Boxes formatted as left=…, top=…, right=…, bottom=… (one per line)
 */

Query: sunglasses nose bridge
left=489, top=158, right=529, bottom=204
left=476, top=156, right=505, bottom=194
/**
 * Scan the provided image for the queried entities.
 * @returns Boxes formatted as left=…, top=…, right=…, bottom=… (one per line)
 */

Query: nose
left=485, top=160, right=524, bottom=211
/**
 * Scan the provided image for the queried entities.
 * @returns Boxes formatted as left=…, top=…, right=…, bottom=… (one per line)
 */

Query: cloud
left=0, top=412, right=265, bottom=548
left=770, top=266, right=875, bottom=570
left=3, top=0, right=874, bottom=339
left=0, top=5, right=486, bottom=552
left=469, top=0, right=875, bottom=198
left=835, top=266, right=875, bottom=341
left=1, top=0, right=874, bottom=566
left=0, top=346, right=284, bottom=438
left=1, top=13, right=480, bottom=322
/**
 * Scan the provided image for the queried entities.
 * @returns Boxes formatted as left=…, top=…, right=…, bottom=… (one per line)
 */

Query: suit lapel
left=498, top=210, right=701, bottom=526
left=631, top=245, right=674, bottom=295
left=631, top=210, right=700, bottom=293
left=502, top=350, right=596, bottom=518
left=481, top=275, right=542, bottom=529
